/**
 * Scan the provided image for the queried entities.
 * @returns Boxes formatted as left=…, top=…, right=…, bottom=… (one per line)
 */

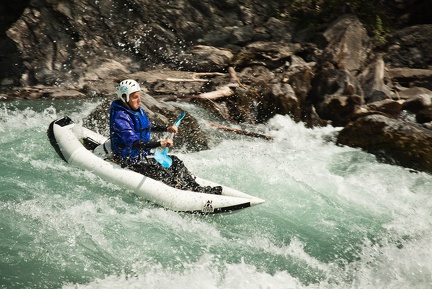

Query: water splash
left=1, top=100, right=432, bottom=288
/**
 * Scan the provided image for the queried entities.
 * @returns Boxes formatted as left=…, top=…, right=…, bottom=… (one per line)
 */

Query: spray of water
left=1, top=100, right=432, bottom=288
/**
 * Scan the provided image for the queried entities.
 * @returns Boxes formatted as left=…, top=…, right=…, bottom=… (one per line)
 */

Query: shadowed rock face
left=337, top=114, right=432, bottom=174
left=0, top=1, right=30, bottom=85
left=3, top=1, right=432, bottom=174
left=1, top=1, right=431, bottom=87
left=1, top=0, right=293, bottom=86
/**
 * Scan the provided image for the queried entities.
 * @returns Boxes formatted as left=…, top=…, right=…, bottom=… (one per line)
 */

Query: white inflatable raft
left=47, top=116, right=265, bottom=214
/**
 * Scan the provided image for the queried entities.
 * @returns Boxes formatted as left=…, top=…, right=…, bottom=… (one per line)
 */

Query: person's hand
left=160, top=138, right=173, bottom=148
left=167, top=125, right=178, bottom=134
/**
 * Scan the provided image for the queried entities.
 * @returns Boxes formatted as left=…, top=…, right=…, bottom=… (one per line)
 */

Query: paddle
left=154, top=111, right=186, bottom=168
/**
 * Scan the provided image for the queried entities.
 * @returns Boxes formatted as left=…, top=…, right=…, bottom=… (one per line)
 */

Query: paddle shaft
left=166, top=111, right=186, bottom=145
left=163, top=111, right=186, bottom=153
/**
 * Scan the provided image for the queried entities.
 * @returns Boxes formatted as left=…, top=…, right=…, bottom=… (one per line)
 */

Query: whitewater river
left=1, top=99, right=431, bottom=289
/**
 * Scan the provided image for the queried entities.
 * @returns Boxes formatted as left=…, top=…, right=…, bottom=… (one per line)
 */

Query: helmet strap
left=121, top=95, right=132, bottom=110
left=121, top=94, right=128, bottom=103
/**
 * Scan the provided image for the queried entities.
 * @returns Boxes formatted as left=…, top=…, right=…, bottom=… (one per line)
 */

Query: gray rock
left=337, top=114, right=432, bottom=174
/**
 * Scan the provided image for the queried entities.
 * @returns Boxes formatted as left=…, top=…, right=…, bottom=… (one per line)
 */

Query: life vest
left=109, top=101, right=152, bottom=163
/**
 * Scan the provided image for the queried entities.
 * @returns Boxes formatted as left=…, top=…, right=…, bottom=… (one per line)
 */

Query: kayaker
left=110, top=79, right=222, bottom=195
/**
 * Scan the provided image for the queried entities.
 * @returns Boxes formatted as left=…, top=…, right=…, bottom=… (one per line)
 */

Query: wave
left=1, top=100, right=432, bottom=289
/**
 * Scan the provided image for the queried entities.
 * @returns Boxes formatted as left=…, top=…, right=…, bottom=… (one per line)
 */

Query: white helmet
left=116, top=79, right=141, bottom=102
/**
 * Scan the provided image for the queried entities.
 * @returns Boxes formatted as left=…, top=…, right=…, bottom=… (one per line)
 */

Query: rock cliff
left=1, top=0, right=432, bottom=174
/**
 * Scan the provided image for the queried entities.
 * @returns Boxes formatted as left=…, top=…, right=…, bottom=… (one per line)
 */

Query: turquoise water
left=1, top=99, right=432, bottom=289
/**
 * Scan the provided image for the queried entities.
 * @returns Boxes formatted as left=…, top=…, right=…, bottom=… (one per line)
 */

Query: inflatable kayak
left=47, top=116, right=265, bottom=214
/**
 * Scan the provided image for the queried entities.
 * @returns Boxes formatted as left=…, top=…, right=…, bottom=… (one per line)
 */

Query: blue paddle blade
left=154, top=148, right=172, bottom=168
left=154, top=111, right=186, bottom=168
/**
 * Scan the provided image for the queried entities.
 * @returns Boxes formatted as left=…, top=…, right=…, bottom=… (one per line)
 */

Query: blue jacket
left=109, top=101, right=153, bottom=163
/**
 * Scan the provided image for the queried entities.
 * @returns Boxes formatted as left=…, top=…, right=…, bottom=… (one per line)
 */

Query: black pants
left=127, top=155, right=222, bottom=195
left=128, top=155, right=202, bottom=191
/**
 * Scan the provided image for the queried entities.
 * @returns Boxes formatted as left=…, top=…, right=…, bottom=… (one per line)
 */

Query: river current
left=1, top=99, right=431, bottom=288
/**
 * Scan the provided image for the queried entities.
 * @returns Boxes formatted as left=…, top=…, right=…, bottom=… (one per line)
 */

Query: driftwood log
left=195, top=85, right=233, bottom=99
left=210, top=123, right=273, bottom=140
left=228, top=66, right=247, bottom=89
left=166, top=72, right=225, bottom=82
left=158, top=86, right=234, bottom=102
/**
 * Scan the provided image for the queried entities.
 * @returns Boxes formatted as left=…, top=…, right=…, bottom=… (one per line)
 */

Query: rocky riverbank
left=1, top=1, right=432, bottom=174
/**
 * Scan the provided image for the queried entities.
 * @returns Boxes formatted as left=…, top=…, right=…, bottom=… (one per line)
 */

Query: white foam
left=3, top=105, right=432, bottom=289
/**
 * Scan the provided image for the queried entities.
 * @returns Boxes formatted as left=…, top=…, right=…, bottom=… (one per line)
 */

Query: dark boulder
left=386, top=68, right=432, bottom=91
left=402, top=92, right=432, bottom=113
left=322, top=14, right=370, bottom=73
left=384, top=24, right=432, bottom=69
left=359, top=55, right=394, bottom=103
left=306, top=15, right=373, bottom=126
left=417, top=108, right=432, bottom=124
left=337, top=114, right=432, bottom=174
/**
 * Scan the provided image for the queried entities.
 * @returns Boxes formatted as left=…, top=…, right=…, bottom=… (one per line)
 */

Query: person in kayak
left=110, top=79, right=222, bottom=195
